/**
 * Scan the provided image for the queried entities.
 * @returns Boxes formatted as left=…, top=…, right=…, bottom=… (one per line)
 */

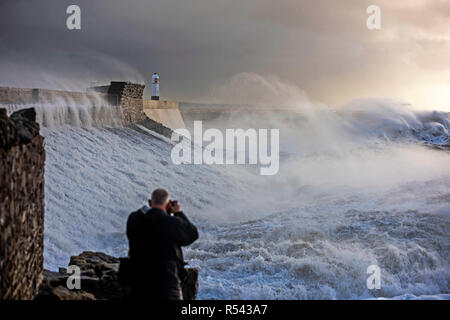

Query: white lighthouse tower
left=151, top=73, right=160, bottom=100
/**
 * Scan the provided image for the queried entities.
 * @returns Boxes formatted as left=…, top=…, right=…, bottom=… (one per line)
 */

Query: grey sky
left=0, top=0, right=449, bottom=109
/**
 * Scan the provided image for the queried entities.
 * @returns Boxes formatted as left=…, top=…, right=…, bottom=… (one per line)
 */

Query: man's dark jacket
left=126, top=205, right=198, bottom=300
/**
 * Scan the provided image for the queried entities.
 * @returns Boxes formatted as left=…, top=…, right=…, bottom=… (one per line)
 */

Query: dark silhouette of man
left=126, top=188, right=198, bottom=300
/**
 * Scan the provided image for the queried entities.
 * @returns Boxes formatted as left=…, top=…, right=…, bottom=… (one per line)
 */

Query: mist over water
left=4, top=93, right=123, bottom=128
left=182, top=74, right=449, bottom=299
left=4, top=73, right=449, bottom=299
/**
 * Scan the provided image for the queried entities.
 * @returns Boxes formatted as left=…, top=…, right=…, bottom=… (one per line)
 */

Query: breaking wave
left=3, top=101, right=123, bottom=128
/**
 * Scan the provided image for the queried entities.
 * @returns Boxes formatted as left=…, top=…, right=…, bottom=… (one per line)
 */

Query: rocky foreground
left=36, top=251, right=198, bottom=300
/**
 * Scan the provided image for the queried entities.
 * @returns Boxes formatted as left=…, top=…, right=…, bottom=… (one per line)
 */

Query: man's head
left=149, top=188, right=169, bottom=210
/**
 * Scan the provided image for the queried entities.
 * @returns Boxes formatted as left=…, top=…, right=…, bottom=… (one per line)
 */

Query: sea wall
left=0, top=108, right=45, bottom=300
left=0, top=84, right=304, bottom=132
left=0, top=87, right=35, bottom=104
left=143, top=100, right=185, bottom=130
left=0, top=83, right=146, bottom=125
left=0, top=87, right=112, bottom=106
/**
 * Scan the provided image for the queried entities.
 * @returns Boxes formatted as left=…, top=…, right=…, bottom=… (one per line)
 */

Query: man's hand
left=170, top=200, right=181, bottom=213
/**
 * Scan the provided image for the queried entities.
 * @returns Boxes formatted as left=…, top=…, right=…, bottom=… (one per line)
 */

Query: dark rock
left=10, top=108, right=40, bottom=144
left=58, top=267, right=67, bottom=274
left=36, top=285, right=95, bottom=300
left=10, top=107, right=36, bottom=122
left=43, top=269, right=67, bottom=286
left=0, top=108, right=18, bottom=149
left=36, top=251, right=199, bottom=300
left=0, top=108, right=40, bottom=150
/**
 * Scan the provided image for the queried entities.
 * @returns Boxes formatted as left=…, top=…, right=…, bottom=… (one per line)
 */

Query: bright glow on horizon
left=405, top=85, right=450, bottom=112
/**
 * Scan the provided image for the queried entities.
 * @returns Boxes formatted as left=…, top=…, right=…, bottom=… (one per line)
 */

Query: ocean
left=4, top=98, right=449, bottom=299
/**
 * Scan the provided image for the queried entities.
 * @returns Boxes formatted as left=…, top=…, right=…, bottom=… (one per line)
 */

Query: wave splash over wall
left=188, top=78, right=450, bottom=299
left=4, top=102, right=123, bottom=128
left=205, top=73, right=449, bottom=151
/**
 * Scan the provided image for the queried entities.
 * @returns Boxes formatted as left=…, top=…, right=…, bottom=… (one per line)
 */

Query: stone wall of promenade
left=0, top=108, right=45, bottom=300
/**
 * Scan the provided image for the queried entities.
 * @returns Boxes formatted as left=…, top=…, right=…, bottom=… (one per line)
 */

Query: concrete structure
left=1, top=81, right=301, bottom=133
left=0, top=83, right=147, bottom=125
left=143, top=99, right=185, bottom=130
left=0, top=87, right=112, bottom=105
left=0, top=83, right=186, bottom=131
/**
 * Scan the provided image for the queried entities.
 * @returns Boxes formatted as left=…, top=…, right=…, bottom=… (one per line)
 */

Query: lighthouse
left=151, top=73, right=160, bottom=100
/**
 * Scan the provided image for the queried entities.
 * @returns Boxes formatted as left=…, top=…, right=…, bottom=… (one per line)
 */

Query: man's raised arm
left=171, top=210, right=199, bottom=246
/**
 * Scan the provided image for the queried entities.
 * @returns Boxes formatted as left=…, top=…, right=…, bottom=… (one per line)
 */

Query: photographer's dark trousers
left=130, top=260, right=183, bottom=300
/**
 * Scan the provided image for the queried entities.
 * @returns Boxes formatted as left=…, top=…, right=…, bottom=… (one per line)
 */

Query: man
left=126, top=188, right=199, bottom=300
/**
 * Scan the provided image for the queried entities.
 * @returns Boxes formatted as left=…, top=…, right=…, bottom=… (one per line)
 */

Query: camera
left=166, top=200, right=177, bottom=214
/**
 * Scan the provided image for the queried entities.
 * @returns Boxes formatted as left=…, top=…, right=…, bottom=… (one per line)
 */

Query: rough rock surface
left=0, top=108, right=40, bottom=150
left=0, top=107, right=45, bottom=300
left=108, top=82, right=146, bottom=124
left=36, top=251, right=198, bottom=300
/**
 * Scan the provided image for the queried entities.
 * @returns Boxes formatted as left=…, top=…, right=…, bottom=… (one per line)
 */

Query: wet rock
left=1, top=107, right=45, bottom=300
left=0, top=108, right=40, bottom=150
left=36, top=251, right=199, bottom=300
left=35, top=269, right=95, bottom=300
left=36, top=285, right=96, bottom=300
left=10, top=108, right=40, bottom=144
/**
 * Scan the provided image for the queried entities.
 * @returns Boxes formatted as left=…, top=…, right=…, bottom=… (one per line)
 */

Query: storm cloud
left=0, top=0, right=449, bottom=109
